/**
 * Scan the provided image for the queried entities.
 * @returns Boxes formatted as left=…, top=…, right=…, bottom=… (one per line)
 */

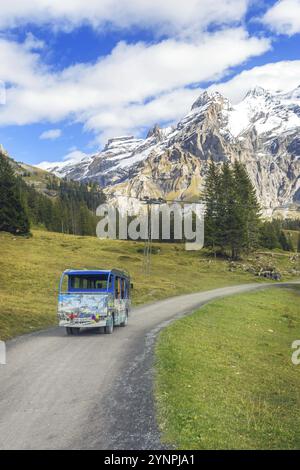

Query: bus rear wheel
left=120, top=311, right=128, bottom=327
left=105, top=317, right=114, bottom=334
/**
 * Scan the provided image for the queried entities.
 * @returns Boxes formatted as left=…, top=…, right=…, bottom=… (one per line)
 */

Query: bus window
left=69, top=274, right=109, bottom=291
left=115, top=277, right=121, bottom=299
left=107, top=275, right=113, bottom=291
left=121, top=278, right=126, bottom=299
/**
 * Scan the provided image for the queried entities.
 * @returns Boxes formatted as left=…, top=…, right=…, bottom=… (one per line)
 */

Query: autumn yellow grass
left=0, top=228, right=296, bottom=340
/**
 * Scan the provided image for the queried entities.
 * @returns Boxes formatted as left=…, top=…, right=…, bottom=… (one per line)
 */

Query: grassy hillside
left=155, top=286, right=300, bottom=449
left=2, top=148, right=59, bottom=196
left=0, top=229, right=299, bottom=341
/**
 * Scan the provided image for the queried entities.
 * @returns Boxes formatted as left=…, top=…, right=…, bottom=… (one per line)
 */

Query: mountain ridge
left=37, top=86, right=300, bottom=217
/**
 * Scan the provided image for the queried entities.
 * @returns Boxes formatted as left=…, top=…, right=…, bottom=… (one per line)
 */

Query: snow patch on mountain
left=35, top=85, right=300, bottom=216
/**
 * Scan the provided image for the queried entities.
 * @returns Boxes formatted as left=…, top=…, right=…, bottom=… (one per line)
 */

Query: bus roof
left=63, top=269, right=130, bottom=278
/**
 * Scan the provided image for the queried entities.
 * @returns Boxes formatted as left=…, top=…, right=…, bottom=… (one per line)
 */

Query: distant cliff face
left=37, top=86, right=300, bottom=217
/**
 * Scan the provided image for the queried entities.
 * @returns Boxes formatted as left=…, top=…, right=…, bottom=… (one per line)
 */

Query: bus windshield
left=68, top=274, right=110, bottom=292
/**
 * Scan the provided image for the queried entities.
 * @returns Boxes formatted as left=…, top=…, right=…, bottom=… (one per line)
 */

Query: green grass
left=155, top=286, right=300, bottom=449
left=0, top=229, right=298, bottom=341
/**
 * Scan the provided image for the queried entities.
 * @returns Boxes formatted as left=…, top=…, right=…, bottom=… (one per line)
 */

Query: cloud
left=62, top=149, right=87, bottom=163
left=0, top=28, right=270, bottom=143
left=0, top=0, right=249, bottom=35
left=37, top=148, right=87, bottom=171
left=85, top=87, right=203, bottom=145
left=0, top=37, right=46, bottom=89
left=208, top=60, right=300, bottom=103
left=23, top=32, right=45, bottom=51
left=89, top=59, right=300, bottom=144
left=261, top=0, right=300, bottom=35
left=39, top=128, right=62, bottom=140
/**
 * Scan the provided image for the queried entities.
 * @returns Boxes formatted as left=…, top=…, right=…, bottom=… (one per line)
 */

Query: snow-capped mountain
left=37, top=86, right=300, bottom=216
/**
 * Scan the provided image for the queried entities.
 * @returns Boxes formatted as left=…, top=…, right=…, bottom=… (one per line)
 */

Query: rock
left=36, top=87, right=300, bottom=217
left=257, top=269, right=281, bottom=280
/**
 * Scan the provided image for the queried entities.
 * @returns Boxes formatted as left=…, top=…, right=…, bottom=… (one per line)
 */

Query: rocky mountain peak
left=191, top=90, right=225, bottom=111
left=279, top=85, right=300, bottom=102
left=245, top=86, right=269, bottom=98
left=104, top=135, right=136, bottom=151
left=0, top=144, right=9, bottom=157
left=36, top=85, right=300, bottom=217
left=146, top=124, right=163, bottom=139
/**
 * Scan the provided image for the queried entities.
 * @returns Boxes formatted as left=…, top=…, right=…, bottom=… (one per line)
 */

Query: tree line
left=0, top=152, right=106, bottom=236
left=1, top=151, right=299, bottom=252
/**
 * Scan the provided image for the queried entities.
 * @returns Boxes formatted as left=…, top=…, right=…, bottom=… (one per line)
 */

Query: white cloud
left=86, top=87, right=202, bottom=145
left=209, top=60, right=300, bottom=103
left=24, top=32, right=45, bottom=51
left=37, top=149, right=87, bottom=171
left=40, top=128, right=62, bottom=140
left=90, top=59, right=300, bottom=144
left=0, top=37, right=46, bottom=88
left=0, top=28, right=270, bottom=143
left=62, top=149, right=87, bottom=163
left=0, top=0, right=249, bottom=35
left=262, top=0, right=300, bottom=35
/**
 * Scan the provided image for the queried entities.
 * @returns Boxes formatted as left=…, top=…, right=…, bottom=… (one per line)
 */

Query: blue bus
left=57, top=269, right=131, bottom=335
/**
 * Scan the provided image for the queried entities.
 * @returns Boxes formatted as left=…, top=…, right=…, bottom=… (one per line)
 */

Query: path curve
left=0, top=282, right=298, bottom=449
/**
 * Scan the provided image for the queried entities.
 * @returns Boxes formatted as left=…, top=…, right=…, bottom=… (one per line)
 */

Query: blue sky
left=0, top=0, right=300, bottom=166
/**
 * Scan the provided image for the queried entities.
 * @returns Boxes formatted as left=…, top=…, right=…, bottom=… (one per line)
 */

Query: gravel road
left=0, top=282, right=296, bottom=449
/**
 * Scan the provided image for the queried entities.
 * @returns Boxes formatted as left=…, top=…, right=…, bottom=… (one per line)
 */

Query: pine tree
left=278, top=230, right=294, bottom=251
left=218, top=161, right=238, bottom=257
left=204, top=160, right=261, bottom=259
left=78, top=204, right=95, bottom=236
left=233, top=161, right=261, bottom=255
left=259, top=221, right=280, bottom=249
left=204, top=159, right=220, bottom=255
left=0, top=153, right=30, bottom=234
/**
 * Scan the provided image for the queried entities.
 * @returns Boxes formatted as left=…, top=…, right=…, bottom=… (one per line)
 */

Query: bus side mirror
left=130, top=283, right=134, bottom=289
